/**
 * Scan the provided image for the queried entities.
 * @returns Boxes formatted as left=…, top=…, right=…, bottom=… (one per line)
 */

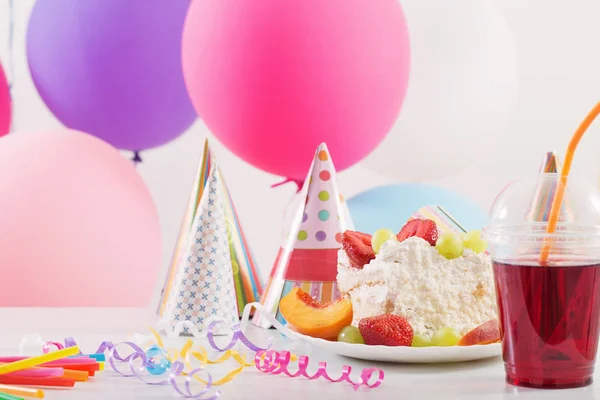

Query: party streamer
left=43, top=337, right=218, bottom=397
left=182, top=347, right=253, bottom=386
left=239, top=302, right=296, bottom=337
left=240, top=302, right=385, bottom=390
left=43, top=338, right=128, bottom=362
left=149, top=328, right=258, bottom=386
left=169, top=363, right=218, bottom=400
left=206, top=321, right=271, bottom=352
left=34, top=302, right=384, bottom=395
left=255, top=350, right=384, bottom=391
left=107, top=342, right=219, bottom=399
left=42, top=331, right=260, bottom=389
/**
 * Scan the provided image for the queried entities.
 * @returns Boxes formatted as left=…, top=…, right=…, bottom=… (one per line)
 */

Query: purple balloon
left=27, top=0, right=196, bottom=151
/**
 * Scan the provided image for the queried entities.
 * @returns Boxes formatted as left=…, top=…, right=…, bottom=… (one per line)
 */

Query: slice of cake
left=337, top=219, right=497, bottom=340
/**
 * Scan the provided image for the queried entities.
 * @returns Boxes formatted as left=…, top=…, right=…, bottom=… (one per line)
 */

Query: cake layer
left=337, top=237, right=496, bottom=338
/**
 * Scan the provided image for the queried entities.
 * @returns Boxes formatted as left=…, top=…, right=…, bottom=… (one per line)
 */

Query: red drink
left=493, top=261, right=600, bottom=389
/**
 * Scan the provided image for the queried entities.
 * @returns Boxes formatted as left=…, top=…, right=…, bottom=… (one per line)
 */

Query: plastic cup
left=485, top=174, right=600, bottom=389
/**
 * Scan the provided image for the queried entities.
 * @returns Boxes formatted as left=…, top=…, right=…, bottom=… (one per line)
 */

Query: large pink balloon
left=182, top=0, right=410, bottom=180
left=0, top=130, right=161, bottom=306
left=0, top=64, right=10, bottom=136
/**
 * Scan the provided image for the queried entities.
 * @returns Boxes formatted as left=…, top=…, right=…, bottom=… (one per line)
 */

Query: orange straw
left=539, top=102, right=600, bottom=264
left=60, top=370, right=89, bottom=382
left=0, top=385, right=44, bottom=399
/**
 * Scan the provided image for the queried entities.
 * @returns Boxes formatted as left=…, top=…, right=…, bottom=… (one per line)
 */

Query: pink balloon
left=182, top=0, right=410, bottom=180
left=0, top=130, right=161, bottom=307
left=0, top=63, right=10, bottom=136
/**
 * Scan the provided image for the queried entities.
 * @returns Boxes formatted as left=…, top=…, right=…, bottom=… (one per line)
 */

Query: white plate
left=291, top=332, right=502, bottom=363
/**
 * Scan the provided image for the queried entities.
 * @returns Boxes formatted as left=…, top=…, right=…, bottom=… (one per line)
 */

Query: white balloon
left=363, top=0, right=519, bottom=181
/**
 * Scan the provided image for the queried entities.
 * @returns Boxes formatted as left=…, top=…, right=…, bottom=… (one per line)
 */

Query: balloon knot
left=132, top=151, right=142, bottom=164
left=271, top=178, right=304, bottom=193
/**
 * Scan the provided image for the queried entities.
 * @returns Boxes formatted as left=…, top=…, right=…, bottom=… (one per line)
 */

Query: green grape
left=462, top=230, right=488, bottom=253
left=337, top=326, right=365, bottom=344
left=371, top=228, right=398, bottom=254
left=411, top=334, right=431, bottom=347
left=435, top=232, right=464, bottom=259
left=431, top=327, right=462, bottom=347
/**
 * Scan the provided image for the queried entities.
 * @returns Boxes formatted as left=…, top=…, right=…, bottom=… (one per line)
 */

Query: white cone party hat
left=252, top=143, right=354, bottom=328
left=158, top=160, right=240, bottom=335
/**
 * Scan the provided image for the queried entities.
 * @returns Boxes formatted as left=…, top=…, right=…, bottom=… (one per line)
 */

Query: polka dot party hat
left=252, top=143, right=354, bottom=328
left=157, top=140, right=264, bottom=335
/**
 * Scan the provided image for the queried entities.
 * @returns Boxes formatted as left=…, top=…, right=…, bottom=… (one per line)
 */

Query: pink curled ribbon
left=206, top=321, right=272, bottom=352
left=255, top=350, right=384, bottom=391
left=41, top=341, right=64, bottom=353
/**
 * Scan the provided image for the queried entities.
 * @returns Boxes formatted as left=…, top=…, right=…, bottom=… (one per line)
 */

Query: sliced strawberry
left=397, top=219, right=438, bottom=246
left=352, top=231, right=372, bottom=244
left=341, top=230, right=375, bottom=269
left=397, top=219, right=419, bottom=241
left=358, top=314, right=414, bottom=346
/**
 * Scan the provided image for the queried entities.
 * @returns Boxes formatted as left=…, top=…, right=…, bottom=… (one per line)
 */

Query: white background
left=1, top=0, right=600, bottom=310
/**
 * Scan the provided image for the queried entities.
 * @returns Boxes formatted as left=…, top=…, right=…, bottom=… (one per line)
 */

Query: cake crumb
left=473, top=283, right=486, bottom=298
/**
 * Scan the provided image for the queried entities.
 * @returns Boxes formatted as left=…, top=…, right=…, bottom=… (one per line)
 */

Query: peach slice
left=458, top=319, right=501, bottom=346
left=279, top=288, right=353, bottom=340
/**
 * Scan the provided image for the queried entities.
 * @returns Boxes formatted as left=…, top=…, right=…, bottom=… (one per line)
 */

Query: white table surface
left=0, top=308, right=597, bottom=400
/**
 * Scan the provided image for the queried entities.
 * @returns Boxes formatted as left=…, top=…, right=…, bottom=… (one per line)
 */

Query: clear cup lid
left=484, top=173, right=600, bottom=248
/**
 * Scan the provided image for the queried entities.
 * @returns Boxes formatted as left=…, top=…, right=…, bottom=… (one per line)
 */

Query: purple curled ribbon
left=45, top=337, right=218, bottom=399
left=169, top=364, right=220, bottom=400
left=106, top=342, right=219, bottom=398
left=43, top=337, right=130, bottom=362
left=255, top=350, right=384, bottom=391
left=206, top=321, right=272, bottom=352
left=106, top=342, right=159, bottom=382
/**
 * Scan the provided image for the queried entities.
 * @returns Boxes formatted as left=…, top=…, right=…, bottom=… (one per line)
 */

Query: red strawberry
left=397, top=219, right=438, bottom=246
left=341, top=230, right=375, bottom=269
left=358, top=314, right=414, bottom=346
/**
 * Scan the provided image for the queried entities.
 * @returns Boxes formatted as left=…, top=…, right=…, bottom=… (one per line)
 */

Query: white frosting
left=337, top=237, right=497, bottom=339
